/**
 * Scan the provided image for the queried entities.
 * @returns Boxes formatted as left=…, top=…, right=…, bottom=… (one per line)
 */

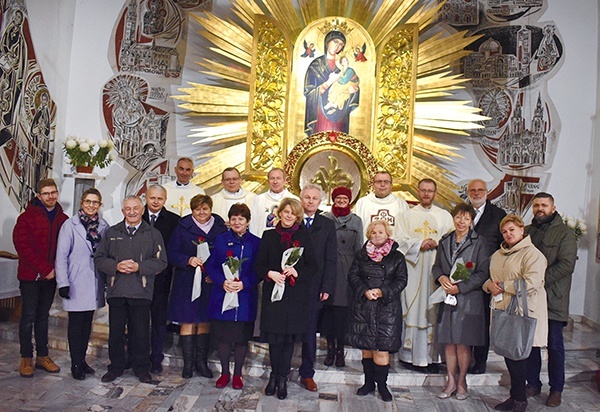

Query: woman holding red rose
left=433, top=203, right=491, bottom=400
left=254, top=197, right=316, bottom=399
left=206, top=203, right=261, bottom=389
left=167, top=194, right=227, bottom=379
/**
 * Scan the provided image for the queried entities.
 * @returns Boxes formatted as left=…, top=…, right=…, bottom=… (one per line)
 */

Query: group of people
left=12, top=157, right=577, bottom=410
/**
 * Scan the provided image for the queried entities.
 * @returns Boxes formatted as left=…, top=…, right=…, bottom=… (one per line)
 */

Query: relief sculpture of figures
left=304, top=30, right=360, bottom=136
left=0, top=9, right=26, bottom=138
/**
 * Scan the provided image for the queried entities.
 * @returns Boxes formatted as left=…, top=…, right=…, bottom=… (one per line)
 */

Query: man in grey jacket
left=525, top=192, right=577, bottom=407
left=95, top=196, right=167, bottom=383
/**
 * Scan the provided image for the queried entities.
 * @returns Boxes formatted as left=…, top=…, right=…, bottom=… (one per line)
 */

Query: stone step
left=1, top=317, right=598, bottom=388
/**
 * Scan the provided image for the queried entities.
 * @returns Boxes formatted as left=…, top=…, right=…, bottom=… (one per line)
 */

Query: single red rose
left=198, top=236, right=204, bottom=242
left=226, top=250, right=234, bottom=257
left=293, top=240, right=300, bottom=247
left=466, top=261, right=474, bottom=269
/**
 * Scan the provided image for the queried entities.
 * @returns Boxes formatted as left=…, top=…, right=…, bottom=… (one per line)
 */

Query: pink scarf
left=365, top=238, right=394, bottom=262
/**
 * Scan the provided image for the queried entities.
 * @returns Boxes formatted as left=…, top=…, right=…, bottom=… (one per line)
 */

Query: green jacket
left=526, top=213, right=577, bottom=322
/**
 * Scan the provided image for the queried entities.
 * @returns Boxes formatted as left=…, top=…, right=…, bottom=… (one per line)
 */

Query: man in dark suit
left=143, top=184, right=180, bottom=373
left=298, top=184, right=337, bottom=392
left=467, top=179, right=506, bottom=374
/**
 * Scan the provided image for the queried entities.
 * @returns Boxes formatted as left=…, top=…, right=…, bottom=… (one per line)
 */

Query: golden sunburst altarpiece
left=173, top=0, right=488, bottom=206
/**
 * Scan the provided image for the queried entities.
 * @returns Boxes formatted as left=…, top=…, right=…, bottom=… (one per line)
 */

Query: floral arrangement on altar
left=63, top=136, right=115, bottom=171
left=562, top=215, right=587, bottom=241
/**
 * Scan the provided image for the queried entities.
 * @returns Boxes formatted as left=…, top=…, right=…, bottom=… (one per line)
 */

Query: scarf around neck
left=78, top=209, right=101, bottom=251
left=275, top=222, right=299, bottom=248
left=365, top=238, right=394, bottom=262
left=331, top=205, right=351, bottom=217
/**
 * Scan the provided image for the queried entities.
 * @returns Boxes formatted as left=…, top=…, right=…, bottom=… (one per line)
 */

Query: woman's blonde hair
left=365, top=220, right=392, bottom=239
left=500, top=214, right=524, bottom=230
left=277, top=197, right=303, bottom=224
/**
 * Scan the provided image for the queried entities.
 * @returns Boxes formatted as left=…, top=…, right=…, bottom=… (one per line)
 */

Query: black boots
left=356, top=358, right=376, bottom=396
left=373, top=364, right=393, bottom=402
left=335, top=342, right=345, bottom=367
left=71, top=363, right=85, bottom=380
left=195, top=334, right=213, bottom=378
left=276, top=375, right=288, bottom=399
left=265, top=373, right=278, bottom=396
left=180, top=335, right=194, bottom=379
left=324, top=338, right=335, bottom=366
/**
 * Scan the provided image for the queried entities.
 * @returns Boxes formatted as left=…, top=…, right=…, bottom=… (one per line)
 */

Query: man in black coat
left=467, top=179, right=506, bottom=374
left=298, top=184, right=337, bottom=392
left=143, top=184, right=180, bottom=373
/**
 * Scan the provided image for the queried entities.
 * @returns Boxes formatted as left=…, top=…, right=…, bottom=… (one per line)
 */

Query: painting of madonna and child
left=289, top=18, right=376, bottom=144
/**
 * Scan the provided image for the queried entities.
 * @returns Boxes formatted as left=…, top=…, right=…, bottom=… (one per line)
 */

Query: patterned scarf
left=78, top=210, right=101, bottom=251
left=365, top=238, right=394, bottom=262
left=275, top=222, right=299, bottom=248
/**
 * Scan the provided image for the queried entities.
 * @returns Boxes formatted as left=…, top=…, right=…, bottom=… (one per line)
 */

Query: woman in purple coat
left=55, top=188, right=109, bottom=380
left=167, top=194, right=227, bottom=378
left=206, top=203, right=261, bottom=390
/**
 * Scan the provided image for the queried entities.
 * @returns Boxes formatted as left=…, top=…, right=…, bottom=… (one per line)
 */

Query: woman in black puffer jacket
left=346, top=220, right=408, bottom=402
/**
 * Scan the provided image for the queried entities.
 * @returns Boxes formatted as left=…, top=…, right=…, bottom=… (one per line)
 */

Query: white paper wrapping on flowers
left=428, top=257, right=464, bottom=308
left=271, top=246, right=304, bottom=302
left=192, top=242, right=211, bottom=302
left=221, top=262, right=239, bottom=313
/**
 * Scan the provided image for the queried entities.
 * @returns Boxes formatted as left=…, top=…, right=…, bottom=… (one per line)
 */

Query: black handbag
left=490, top=278, right=537, bottom=361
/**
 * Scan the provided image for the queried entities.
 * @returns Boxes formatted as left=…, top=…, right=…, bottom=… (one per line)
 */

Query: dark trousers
left=320, top=305, right=348, bottom=342
left=107, top=297, right=151, bottom=375
left=505, top=348, right=540, bottom=402
left=19, top=279, right=56, bottom=358
left=68, top=311, right=94, bottom=366
left=473, top=292, right=491, bottom=366
left=299, top=297, right=323, bottom=378
left=526, top=320, right=566, bottom=392
left=269, top=341, right=295, bottom=378
left=150, top=268, right=172, bottom=365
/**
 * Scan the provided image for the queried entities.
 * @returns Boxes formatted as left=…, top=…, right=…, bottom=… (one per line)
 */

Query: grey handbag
left=490, top=278, right=537, bottom=361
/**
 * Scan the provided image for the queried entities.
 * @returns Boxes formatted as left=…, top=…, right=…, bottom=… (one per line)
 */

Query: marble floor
left=0, top=318, right=599, bottom=411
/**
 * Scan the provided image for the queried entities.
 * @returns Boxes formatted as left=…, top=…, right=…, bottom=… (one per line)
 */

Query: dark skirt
left=211, top=320, right=253, bottom=345
left=168, top=269, right=212, bottom=324
left=320, top=305, right=349, bottom=341
left=260, top=331, right=305, bottom=345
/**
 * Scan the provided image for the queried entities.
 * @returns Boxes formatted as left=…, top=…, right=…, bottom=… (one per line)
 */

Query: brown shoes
left=300, top=377, right=318, bottom=392
left=19, top=357, right=34, bottom=377
left=35, top=356, right=61, bottom=373
left=546, top=391, right=562, bottom=407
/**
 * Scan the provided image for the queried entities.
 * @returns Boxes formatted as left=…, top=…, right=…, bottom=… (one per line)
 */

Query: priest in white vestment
left=397, top=178, right=453, bottom=370
left=249, top=168, right=298, bottom=238
left=353, top=171, right=409, bottom=241
left=163, top=157, right=205, bottom=217
left=212, top=167, right=256, bottom=221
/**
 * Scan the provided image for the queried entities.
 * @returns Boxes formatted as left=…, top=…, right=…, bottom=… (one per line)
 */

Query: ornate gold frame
left=284, top=131, right=378, bottom=202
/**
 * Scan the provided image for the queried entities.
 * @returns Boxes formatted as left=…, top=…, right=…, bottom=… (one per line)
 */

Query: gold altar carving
left=174, top=1, right=490, bottom=208
left=247, top=16, right=289, bottom=174
left=375, top=26, right=418, bottom=184
left=284, top=131, right=379, bottom=205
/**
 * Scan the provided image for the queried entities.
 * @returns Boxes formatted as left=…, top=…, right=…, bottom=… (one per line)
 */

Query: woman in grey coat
left=322, top=186, right=363, bottom=367
left=55, top=188, right=109, bottom=380
left=433, top=203, right=491, bottom=400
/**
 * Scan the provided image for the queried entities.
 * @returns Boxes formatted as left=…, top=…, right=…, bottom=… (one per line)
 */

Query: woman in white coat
left=56, top=188, right=109, bottom=380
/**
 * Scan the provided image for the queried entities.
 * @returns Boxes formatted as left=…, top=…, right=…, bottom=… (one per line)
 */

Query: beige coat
left=484, top=235, right=548, bottom=348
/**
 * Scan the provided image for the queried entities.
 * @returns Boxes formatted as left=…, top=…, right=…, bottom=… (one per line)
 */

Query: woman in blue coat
left=206, top=203, right=260, bottom=390
left=167, top=194, right=227, bottom=378
left=55, top=188, right=109, bottom=380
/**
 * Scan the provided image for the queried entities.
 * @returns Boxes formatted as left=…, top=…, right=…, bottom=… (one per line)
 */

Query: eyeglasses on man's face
left=40, top=190, right=58, bottom=197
